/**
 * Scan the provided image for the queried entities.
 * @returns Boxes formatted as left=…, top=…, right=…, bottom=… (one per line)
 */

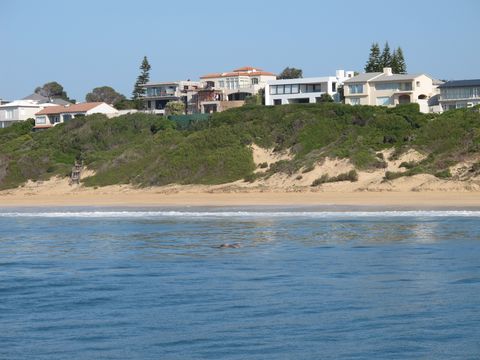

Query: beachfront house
left=0, top=93, right=72, bottom=128
left=438, top=79, right=480, bottom=111
left=198, top=66, right=276, bottom=113
left=265, top=70, right=354, bottom=106
left=343, top=67, right=440, bottom=113
left=143, top=80, right=201, bottom=115
left=34, top=102, right=118, bottom=129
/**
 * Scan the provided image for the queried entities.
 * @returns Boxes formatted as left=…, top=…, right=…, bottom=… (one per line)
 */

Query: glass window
left=349, top=84, right=363, bottom=94
left=5, top=109, right=13, bottom=119
left=376, top=96, right=392, bottom=106
left=277, top=85, right=284, bottom=94
left=349, top=97, right=360, bottom=105
left=36, top=116, right=46, bottom=124
left=291, top=84, right=299, bottom=93
left=284, top=85, right=292, bottom=94
left=251, top=78, right=259, bottom=85
left=269, top=85, right=277, bottom=95
left=332, top=82, right=336, bottom=92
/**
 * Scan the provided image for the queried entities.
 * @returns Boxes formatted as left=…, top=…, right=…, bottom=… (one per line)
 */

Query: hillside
left=1, top=103, right=480, bottom=191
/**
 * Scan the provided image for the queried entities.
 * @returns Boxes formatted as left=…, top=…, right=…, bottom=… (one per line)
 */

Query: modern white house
left=34, top=102, right=118, bottom=129
left=0, top=99, right=58, bottom=128
left=142, top=80, right=201, bottom=114
left=438, top=79, right=480, bottom=111
left=343, top=67, right=440, bottom=113
left=265, top=70, right=355, bottom=106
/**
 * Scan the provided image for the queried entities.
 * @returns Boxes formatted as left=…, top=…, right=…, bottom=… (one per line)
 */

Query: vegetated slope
left=0, top=103, right=479, bottom=190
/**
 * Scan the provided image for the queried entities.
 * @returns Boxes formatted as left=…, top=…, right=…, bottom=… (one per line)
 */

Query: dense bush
left=1, top=104, right=480, bottom=190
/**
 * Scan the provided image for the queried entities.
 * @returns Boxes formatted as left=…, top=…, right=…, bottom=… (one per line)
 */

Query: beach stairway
left=70, top=161, right=83, bottom=185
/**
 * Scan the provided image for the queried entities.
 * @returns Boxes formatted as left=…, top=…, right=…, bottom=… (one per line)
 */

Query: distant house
left=143, top=80, right=200, bottom=115
left=265, top=70, right=354, bottom=106
left=198, top=66, right=276, bottom=113
left=0, top=98, right=58, bottom=129
left=343, top=67, right=441, bottom=113
left=438, top=79, right=480, bottom=111
left=34, top=102, right=118, bottom=129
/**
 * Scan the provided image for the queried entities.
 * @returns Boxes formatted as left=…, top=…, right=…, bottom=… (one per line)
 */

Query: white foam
left=0, top=210, right=479, bottom=219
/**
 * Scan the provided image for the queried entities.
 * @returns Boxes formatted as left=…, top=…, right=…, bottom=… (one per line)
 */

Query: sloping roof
left=232, top=66, right=263, bottom=72
left=201, top=71, right=276, bottom=79
left=36, top=102, right=104, bottom=115
left=0, top=99, right=42, bottom=108
left=200, top=66, right=276, bottom=79
left=22, top=93, right=49, bottom=102
left=438, top=79, right=480, bottom=88
left=343, top=72, right=382, bottom=83
left=371, top=73, right=425, bottom=82
left=50, top=98, right=71, bottom=105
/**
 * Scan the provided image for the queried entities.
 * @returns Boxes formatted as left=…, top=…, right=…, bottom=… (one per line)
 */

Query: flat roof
left=267, top=76, right=337, bottom=85
left=439, top=79, right=480, bottom=88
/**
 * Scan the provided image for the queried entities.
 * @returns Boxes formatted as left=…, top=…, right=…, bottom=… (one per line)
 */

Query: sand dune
left=1, top=146, right=480, bottom=207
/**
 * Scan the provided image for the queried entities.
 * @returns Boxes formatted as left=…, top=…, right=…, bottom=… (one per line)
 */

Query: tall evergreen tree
left=390, top=49, right=399, bottom=73
left=364, top=42, right=381, bottom=72
left=132, top=56, right=151, bottom=100
left=380, top=41, right=392, bottom=69
left=394, top=47, right=407, bottom=74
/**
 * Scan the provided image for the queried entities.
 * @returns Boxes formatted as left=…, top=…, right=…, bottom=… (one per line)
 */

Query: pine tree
left=390, top=49, right=399, bottom=74
left=380, top=42, right=392, bottom=69
left=395, top=47, right=407, bottom=74
left=132, top=56, right=151, bottom=100
left=364, top=42, right=381, bottom=72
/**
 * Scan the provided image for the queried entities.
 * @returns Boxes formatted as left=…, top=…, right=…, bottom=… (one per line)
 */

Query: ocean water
left=1, top=206, right=480, bottom=359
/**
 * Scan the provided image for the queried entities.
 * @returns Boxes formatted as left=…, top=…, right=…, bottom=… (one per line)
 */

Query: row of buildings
left=1, top=66, right=479, bottom=129
left=141, top=65, right=480, bottom=115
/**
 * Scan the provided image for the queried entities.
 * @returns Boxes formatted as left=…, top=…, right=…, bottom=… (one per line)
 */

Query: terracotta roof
left=33, top=124, right=53, bottom=129
left=35, top=102, right=104, bottom=115
left=200, top=71, right=276, bottom=79
left=232, top=66, right=263, bottom=72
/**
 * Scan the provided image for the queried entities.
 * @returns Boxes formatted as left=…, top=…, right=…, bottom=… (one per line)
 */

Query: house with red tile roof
left=198, top=66, right=276, bottom=113
left=34, top=102, right=118, bottom=129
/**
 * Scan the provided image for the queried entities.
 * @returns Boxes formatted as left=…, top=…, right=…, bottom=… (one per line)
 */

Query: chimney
left=383, top=67, right=393, bottom=76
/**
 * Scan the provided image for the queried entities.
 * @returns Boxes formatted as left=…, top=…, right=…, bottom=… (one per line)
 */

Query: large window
left=269, top=84, right=300, bottom=95
left=251, top=78, right=259, bottom=85
left=5, top=109, right=13, bottom=119
left=441, top=87, right=480, bottom=100
left=349, top=97, right=360, bottom=105
left=348, top=84, right=363, bottom=94
left=36, top=116, right=46, bottom=124
left=376, top=96, right=392, bottom=106
left=375, top=82, right=412, bottom=91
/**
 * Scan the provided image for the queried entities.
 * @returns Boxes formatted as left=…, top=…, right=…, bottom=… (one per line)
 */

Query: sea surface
left=1, top=206, right=480, bottom=359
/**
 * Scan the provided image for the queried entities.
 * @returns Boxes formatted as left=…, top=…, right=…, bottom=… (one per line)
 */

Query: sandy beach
left=1, top=180, right=480, bottom=208
left=1, top=146, right=480, bottom=208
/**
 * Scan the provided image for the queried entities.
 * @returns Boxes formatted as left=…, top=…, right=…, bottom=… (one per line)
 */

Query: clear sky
left=1, top=0, right=478, bottom=102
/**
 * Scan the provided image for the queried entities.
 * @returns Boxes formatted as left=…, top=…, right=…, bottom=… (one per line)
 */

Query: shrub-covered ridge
left=0, top=103, right=479, bottom=190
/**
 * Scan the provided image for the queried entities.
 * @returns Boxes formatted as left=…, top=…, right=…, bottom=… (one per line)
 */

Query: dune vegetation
left=1, top=103, right=480, bottom=190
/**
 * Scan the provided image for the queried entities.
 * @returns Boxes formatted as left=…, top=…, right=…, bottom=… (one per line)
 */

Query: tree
left=364, top=42, right=382, bottom=72
left=380, top=41, right=392, bottom=69
left=85, top=86, right=126, bottom=105
left=278, top=67, right=303, bottom=79
left=165, top=101, right=185, bottom=116
left=132, top=56, right=151, bottom=100
left=393, top=47, right=407, bottom=74
left=35, top=81, right=70, bottom=101
left=318, top=93, right=334, bottom=103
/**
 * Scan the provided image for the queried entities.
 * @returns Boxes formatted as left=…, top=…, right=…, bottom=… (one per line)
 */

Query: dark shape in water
left=217, top=243, right=241, bottom=249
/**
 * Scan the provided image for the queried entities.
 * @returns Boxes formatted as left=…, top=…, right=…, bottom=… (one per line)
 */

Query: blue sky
left=1, top=0, right=478, bottom=102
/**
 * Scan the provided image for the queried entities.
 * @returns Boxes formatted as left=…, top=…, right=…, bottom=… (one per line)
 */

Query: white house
left=343, top=67, right=441, bottom=113
left=265, top=70, right=354, bottom=106
left=0, top=99, right=58, bottom=128
left=34, top=102, right=118, bottom=129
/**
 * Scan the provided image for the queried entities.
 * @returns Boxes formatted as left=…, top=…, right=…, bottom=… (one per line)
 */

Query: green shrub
left=434, top=169, right=452, bottom=179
